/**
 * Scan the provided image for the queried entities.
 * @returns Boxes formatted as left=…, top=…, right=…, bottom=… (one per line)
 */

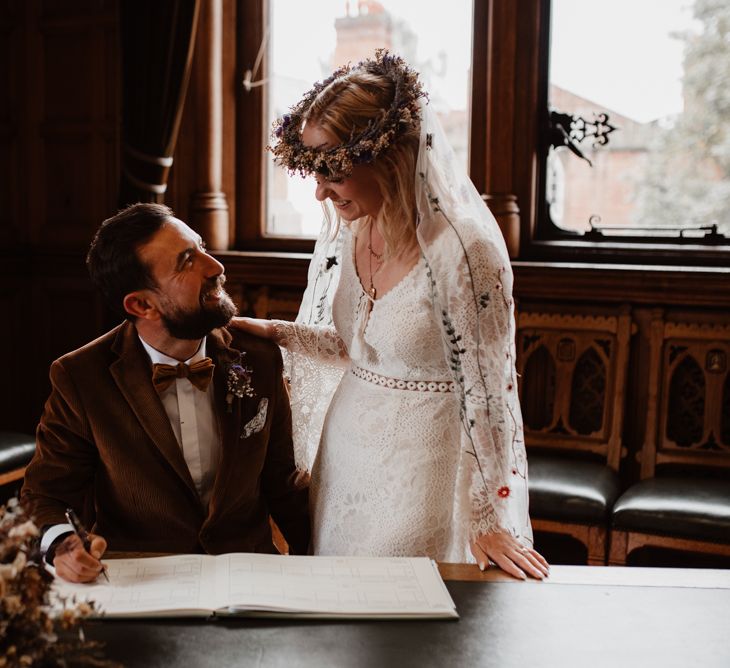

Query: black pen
left=64, top=507, right=110, bottom=582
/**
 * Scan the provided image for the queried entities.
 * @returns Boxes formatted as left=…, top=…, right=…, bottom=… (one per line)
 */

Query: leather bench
left=0, top=431, right=36, bottom=487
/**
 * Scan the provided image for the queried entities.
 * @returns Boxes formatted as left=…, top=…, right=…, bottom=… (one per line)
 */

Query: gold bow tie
left=151, top=358, right=215, bottom=393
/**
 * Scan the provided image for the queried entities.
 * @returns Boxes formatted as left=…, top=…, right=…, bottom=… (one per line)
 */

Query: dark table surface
left=85, top=567, right=730, bottom=668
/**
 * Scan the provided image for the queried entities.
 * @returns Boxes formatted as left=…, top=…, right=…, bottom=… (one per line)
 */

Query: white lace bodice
left=332, top=233, right=450, bottom=381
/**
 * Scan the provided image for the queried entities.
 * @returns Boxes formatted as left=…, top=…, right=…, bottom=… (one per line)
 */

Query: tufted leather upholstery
left=0, top=431, right=36, bottom=474
left=528, top=454, right=622, bottom=524
left=612, top=477, right=730, bottom=544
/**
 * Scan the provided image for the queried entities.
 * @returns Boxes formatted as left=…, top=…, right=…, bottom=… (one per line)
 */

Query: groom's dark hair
left=86, top=202, right=172, bottom=319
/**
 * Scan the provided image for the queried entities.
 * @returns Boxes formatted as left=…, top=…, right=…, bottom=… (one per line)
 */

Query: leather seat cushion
left=528, top=454, right=621, bottom=523
left=612, top=477, right=730, bottom=543
left=0, top=431, right=36, bottom=473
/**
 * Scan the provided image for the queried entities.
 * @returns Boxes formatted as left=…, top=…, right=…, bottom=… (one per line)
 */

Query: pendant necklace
left=367, top=224, right=384, bottom=301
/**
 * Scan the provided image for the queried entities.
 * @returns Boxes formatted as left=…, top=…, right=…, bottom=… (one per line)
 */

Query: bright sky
left=264, top=0, right=697, bottom=233
left=551, top=0, right=694, bottom=122
left=267, top=0, right=473, bottom=235
left=270, top=0, right=473, bottom=100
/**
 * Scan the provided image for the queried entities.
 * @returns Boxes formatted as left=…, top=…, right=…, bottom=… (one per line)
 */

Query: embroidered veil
left=282, top=99, right=532, bottom=548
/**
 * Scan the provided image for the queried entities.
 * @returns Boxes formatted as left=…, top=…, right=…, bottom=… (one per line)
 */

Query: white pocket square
left=241, top=398, right=268, bottom=439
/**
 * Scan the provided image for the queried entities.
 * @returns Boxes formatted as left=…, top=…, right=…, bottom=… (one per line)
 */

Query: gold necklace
left=367, top=224, right=384, bottom=300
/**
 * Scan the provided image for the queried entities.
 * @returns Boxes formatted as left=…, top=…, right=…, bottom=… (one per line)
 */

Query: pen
left=64, top=507, right=110, bottom=583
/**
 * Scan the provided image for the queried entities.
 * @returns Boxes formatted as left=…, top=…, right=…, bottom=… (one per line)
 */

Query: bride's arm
left=442, top=237, right=549, bottom=580
left=230, top=317, right=350, bottom=366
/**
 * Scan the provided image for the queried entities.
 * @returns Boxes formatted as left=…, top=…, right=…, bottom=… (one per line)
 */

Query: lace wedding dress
left=275, top=99, right=533, bottom=563
left=276, top=229, right=466, bottom=559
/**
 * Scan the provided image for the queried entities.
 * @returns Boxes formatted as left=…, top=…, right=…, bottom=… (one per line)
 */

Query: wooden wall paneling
left=0, top=280, right=32, bottom=431
left=0, top=3, right=21, bottom=247
left=38, top=4, right=118, bottom=247
left=31, top=272, right=103, bottom=424
left=512, top=262, right=730, bottom=309
left=41, top=132, right=97, bottom=246
left=621, top=307, right=654, bottom=484
left=0, top=131, right=18, bottom=247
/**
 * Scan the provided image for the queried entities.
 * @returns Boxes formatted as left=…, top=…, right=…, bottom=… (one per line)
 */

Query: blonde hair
left=305, top=70, right=420, bottom=258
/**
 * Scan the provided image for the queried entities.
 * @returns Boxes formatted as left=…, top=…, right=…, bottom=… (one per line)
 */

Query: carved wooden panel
left=660, top=326, right=730, bottom=456
left=516, top=309, right=634, bottom=469
left=642, top=315, right=730, bottom=476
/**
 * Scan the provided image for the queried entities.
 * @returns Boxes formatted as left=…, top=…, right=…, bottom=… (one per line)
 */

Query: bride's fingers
left=510, top=547, right=547, bottom=579
left=492, top=551, right=527, bottom=581
left=529, top=549, right=550, bottom=573
left=470, top=541, right=490, bottom=571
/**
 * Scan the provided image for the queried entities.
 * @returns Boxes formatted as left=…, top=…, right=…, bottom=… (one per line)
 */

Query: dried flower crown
left=268, top=49, right=426, bottom=180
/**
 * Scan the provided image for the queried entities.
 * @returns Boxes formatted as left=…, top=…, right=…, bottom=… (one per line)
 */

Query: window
left=536, top=0, right=730, bottom=259
left=236, top=0, right=728, bottom=263
left=237, top=0, right=474, bottom=250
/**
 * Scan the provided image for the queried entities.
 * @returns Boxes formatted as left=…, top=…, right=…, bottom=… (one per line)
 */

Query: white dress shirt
left=139, top=335, right=221, bottom=506
left=41, top=334, right=221, bottom=557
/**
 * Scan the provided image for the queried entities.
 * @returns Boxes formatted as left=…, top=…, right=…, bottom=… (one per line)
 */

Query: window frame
left=236, top=0, right=314, bottom=253
left=236, top=0, right=729, bottom=266
left=235, top=0, right=490, bottom=254
left=526, top=0, right=730, bottom=266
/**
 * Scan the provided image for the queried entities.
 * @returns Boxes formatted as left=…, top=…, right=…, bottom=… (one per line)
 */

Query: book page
left=52, top=553, right=457, bottom=619
left=52, top=554, right=219, bottom=617
left=216, top=554, right=457, bottom=618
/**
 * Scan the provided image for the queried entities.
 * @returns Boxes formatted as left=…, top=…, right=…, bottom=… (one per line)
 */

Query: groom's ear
left=122, top=290, right=161, bottom=321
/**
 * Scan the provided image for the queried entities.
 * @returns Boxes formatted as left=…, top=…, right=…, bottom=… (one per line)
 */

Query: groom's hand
left=53, top=532, right=107, bottom=583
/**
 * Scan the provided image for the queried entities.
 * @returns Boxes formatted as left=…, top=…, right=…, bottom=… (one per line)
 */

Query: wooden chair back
left=641, top=310, right=730, bottom=478
left=516, top=307, right=634, bottom=471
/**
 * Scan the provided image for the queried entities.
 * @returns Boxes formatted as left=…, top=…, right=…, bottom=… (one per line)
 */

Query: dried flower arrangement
left=0, top=498, right=117, bottom=668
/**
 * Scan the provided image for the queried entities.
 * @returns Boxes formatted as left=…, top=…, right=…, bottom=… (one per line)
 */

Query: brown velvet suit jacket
left=22, top=321, right=310, bottom=555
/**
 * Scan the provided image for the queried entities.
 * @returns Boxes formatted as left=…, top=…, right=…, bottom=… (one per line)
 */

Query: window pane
left=548, top=0, right=730, bottom=239
left=266, top=0, right=473, bottom=237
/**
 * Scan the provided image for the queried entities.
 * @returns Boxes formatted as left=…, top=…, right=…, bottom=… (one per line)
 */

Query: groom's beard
left=158, top=278, right=238, bottom=340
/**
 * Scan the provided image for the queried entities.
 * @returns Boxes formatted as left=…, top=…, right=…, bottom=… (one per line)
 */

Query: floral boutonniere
left=225, top=353, right=255, bottom=412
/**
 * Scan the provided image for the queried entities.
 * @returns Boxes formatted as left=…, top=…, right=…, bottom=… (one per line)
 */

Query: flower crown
left=268, top=49, right=426, bottom=180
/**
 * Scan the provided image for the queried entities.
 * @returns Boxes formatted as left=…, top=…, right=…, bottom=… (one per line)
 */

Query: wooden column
left=189, top=0, right=229, bottom=249
left=471, top=0, right=545, bottom=258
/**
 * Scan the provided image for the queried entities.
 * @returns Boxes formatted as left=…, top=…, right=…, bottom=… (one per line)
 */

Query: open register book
left=52, top=553, right=458, bottom=620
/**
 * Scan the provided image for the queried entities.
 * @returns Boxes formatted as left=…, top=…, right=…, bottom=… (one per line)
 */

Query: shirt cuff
left=41, top=523, right=74, bottom=557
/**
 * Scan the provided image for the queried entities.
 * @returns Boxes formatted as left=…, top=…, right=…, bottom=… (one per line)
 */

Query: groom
left=22, top=203, right=309, bottom=582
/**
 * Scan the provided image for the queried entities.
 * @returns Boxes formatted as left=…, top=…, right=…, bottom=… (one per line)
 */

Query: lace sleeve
left=429, top=227, right=532, bottom=549
left=271, top=320, right=349, bottom=367
left=454, top=237, right=531, bottom=547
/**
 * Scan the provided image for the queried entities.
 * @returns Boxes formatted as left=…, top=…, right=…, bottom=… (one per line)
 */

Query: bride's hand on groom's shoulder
left=230, top=317, right=275, bottom=340
left=470, top=531, right=550, bottom=581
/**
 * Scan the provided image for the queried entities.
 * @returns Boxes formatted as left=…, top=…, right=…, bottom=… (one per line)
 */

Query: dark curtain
left=118, top=0, right=201, bottom=206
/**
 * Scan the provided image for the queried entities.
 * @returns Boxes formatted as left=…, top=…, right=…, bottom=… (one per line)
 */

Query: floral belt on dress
left=350, top=365, right=456, bottom=393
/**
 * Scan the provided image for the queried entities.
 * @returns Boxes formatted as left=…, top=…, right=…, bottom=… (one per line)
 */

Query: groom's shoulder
left=223, top=327, right=283, bottom=367
left=56, top=322, right=127, bottom=368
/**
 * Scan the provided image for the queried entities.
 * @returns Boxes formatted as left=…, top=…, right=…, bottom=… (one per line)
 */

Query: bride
left=235, top=51, right=548, bottom=579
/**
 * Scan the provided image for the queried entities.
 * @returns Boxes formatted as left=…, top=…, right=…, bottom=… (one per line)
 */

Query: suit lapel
left=110, top=322, right=198, bottom=497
